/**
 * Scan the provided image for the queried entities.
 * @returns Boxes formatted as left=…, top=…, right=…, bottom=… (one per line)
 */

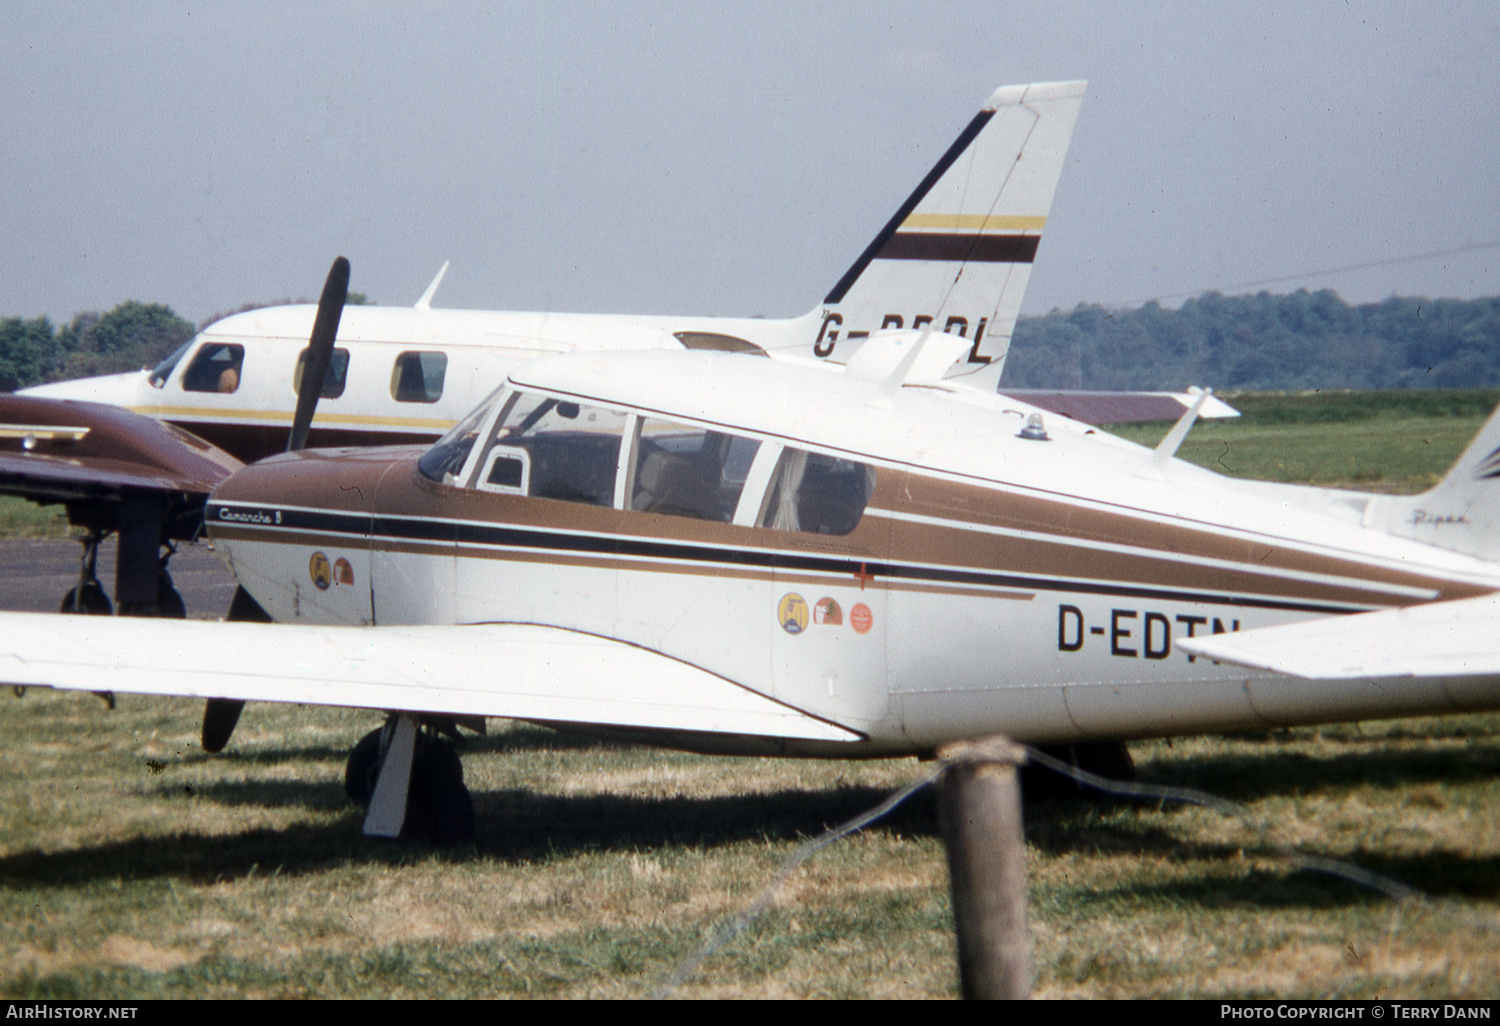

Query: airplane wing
left=0, top=394, right=239, bottom=532
left=1176, top=594, right=1500, bottom=679
left=0, top=613, right=861, bottom=743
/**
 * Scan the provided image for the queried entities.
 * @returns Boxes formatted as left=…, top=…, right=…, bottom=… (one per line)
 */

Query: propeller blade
left=287, top=256, right=350, bottom=452
left=198, top=532, right=278, bottom=752
left=201, top=698, right=245, bottom=753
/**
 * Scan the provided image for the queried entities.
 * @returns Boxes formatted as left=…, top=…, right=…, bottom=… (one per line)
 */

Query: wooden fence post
left=937, top=736, right=1031, bottom=999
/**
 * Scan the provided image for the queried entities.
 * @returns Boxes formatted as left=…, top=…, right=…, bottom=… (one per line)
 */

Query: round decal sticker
left=850, top=602, right=873, bottom=634
left=778, top=593, right=809, bottom=634
left=333, top=557, right=355, bottom=586
left=309, top=551, right=332, bottom=591
left=813, top=597, right=843, bottom=625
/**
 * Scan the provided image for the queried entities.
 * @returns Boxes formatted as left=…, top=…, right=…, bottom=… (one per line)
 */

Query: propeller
left=288, top=256, right=350, bottom=453
left=202, top=257, right=350, bottom=753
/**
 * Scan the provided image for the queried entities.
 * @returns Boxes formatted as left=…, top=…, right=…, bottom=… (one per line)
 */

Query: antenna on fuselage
left=414, top=261, right=450, bottom=311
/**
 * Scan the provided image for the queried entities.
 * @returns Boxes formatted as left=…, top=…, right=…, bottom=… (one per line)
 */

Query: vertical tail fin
left=806, top=81, right=1085, bottom=390
left=1373, top=401, right=1500, bottom=561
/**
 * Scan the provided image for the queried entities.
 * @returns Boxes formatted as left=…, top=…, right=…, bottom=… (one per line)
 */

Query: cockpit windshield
left=148, top=340, right=194, bottom=388
left=417, top=384, right=508, bottom=484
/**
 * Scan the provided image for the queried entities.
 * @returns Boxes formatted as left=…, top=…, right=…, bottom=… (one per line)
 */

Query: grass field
left=1, top=391, right=1498, bottom=999
left=0, top=496, right=69, bottom=539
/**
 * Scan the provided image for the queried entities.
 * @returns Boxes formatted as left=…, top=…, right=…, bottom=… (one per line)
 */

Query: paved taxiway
left=0, top=538, right=237, bottom=618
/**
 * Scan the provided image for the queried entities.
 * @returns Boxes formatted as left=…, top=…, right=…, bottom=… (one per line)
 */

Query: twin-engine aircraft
left=3, top=285, right=1500, bottom=842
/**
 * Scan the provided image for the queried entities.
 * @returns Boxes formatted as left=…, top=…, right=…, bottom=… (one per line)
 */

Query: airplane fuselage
left=21, top=304, right=825, bottom=464
left=205, top=351, right=1500, bottom=756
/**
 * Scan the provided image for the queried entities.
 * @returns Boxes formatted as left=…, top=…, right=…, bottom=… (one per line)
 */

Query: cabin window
left=292, top=347, right=350, bottom=399
left=180, top=343, right=246, bottom=394
left=391, top=351, right=448, bottom=403
left=477, top=392, right=629, bottom=506
left=628, top=418, right=761, bottom=522
left=759, top=448, right=876, bottom=536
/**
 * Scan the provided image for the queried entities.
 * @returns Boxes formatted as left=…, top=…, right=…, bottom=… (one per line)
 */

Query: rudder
left=807, top=81, right=1085, bottom=390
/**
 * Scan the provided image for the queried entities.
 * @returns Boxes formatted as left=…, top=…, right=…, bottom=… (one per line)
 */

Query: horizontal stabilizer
left=0, top=614, right=860, bottom=743
left=1177, top=594, right=1500, bottom=680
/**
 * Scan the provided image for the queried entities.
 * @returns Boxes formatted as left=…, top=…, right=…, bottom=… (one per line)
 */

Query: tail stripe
left=823, top=109, right=995, bottom=304
left=877, top=233, right=1039, bottom=264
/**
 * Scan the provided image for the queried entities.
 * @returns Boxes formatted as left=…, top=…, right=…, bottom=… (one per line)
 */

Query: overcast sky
left=3, top=2, right=1498, bottom=327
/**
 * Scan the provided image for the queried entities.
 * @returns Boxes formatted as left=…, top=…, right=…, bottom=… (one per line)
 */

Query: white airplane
left=2, top=300, right=1499, bottom=843
left=17, top=82, right=1233, bottom=467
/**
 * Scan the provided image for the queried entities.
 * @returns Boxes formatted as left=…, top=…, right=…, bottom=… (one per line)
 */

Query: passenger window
left=477, top=393, right=628, bottom=506
left=391, top=351, right=448, bottom=403
left=630, top=418, right=761, bottom=522
left=760, top=449, right=876, bottom=536
left=181, top=343, right=246, bottom=394
left=293, top=347, right=350, bottom=399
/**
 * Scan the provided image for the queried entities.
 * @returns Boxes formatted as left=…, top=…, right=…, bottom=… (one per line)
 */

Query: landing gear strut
left=345, top=714, right=475, bottom=846
left=60, top=530, right=111, bottom=615
left=59, top=529, right=185, bottom=619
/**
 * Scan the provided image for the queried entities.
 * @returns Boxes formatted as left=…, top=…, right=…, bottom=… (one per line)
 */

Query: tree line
left=1004, top=289, right=1500, bottom=391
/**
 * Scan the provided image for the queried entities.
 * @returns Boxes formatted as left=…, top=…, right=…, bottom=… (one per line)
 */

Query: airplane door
left=767, top=451, right=891, bottom=727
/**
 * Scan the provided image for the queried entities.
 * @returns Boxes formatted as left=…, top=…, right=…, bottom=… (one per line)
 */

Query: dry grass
left=2, top=394, right=1498, bottom=997
left=0, top=691, right=1495, bottom=999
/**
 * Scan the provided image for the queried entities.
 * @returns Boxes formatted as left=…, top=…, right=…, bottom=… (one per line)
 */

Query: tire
left=405, top=737, right=475, bottom=847
left=1021, top=741, right=1135, bottom=802
left=60, top=582, right=112, bottom=615
left=344, top=728, right=384, bottom=805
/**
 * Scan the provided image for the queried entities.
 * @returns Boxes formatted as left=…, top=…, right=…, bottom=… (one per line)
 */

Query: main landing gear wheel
left=59, top=581, right=112, bottom=615
left=344, top=727, right=383, bottom=805
left=1020, top=741, right=1135, bottom=802
left=344, top=720, right=475, bottom=846
left=119, top=570, right=186, bottom=619
left=406, top=738, right=475, bottom=847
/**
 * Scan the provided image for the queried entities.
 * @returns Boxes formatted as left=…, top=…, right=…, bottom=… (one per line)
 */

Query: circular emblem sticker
left=778, top=593, right=809, bottom=634
left=813, top=597, right=843, bottom=625
left=309, top=551, right=332, bottom=591
left=333, top=557, right=354, bottom=586
left=850, top=602, right=873, bottom=634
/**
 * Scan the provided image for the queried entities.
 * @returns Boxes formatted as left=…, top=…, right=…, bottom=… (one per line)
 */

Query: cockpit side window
left=629, top=418, right=761, bottom=522
left=181, top=343, right=246, bottom=394
left=759, top=448, right=876, bottom=536
left=477, top=392, right=629, bottom=507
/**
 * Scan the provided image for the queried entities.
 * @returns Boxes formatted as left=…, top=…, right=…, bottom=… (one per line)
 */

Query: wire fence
left=654, top=741, right=1500, bottom=997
